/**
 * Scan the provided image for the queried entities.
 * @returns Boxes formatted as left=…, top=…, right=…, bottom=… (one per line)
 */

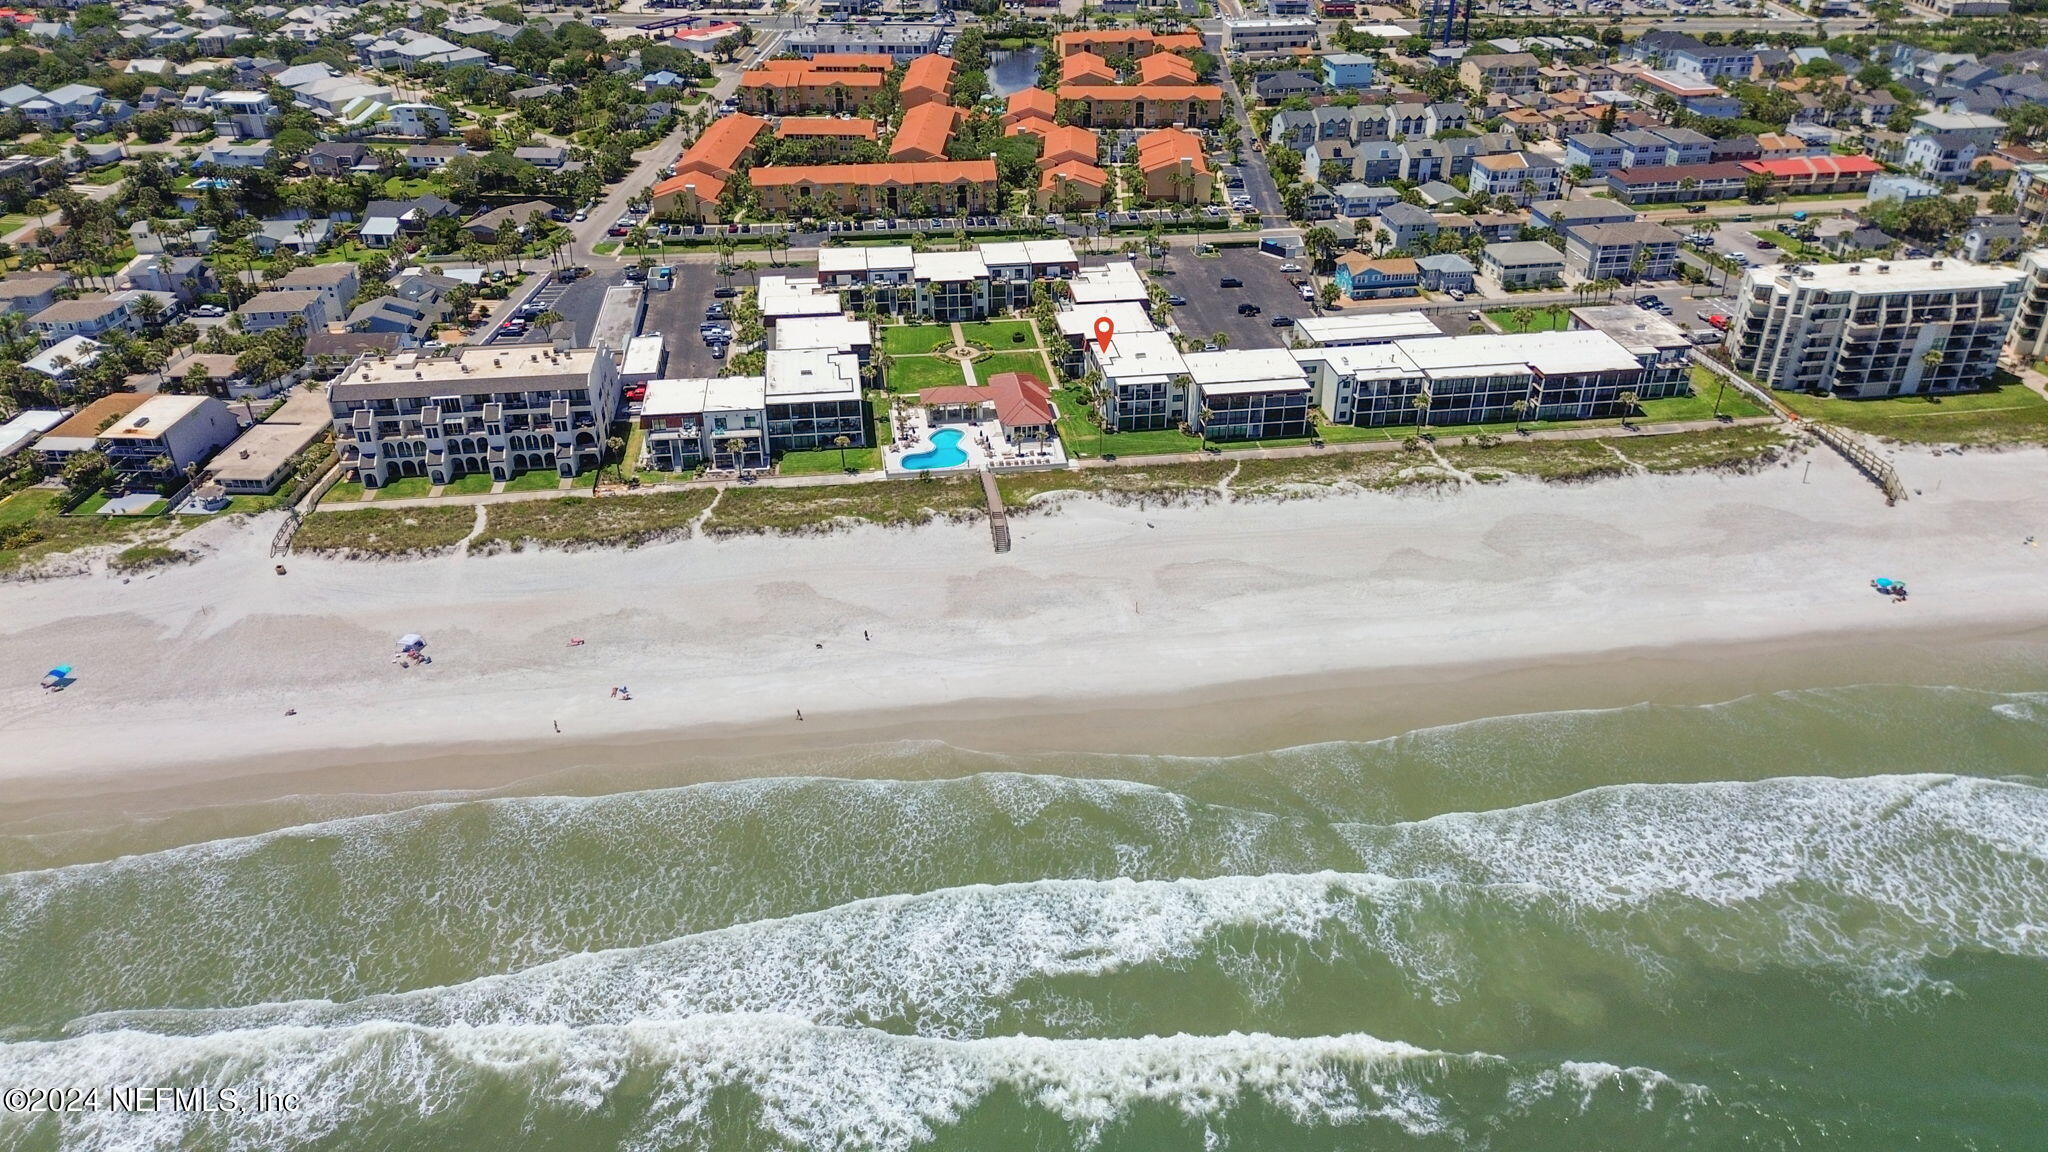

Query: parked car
left=1166, top=294, right=1187, bottom=306
left=624, top=267, right=646, bottom=283
left=1684, top=203, right=1707, bottom=214
left=1235, top=302, right=1262, bottom=316
left=1297, top=284, right=1315, bottom=302
left=192, top=304, right=225, bottom=317
left=1220, top=277, right=1243, bottom=288
left=556, top=266, right=588, bottom=281
left=607, top=224, right=630, bottom=237
left=706, top=303, right=729, bottom=318
left=1754, top=239, right=1777, bottom=250
left=572, top=209, right=588, bottom=222
left=1447, top=289, right=1465, bottom=301
left=1270, top=316, right=1295, bottom=327
left=712, top=286, right=738, bottom=298
left=1278, top=262, right=1300, bottom=273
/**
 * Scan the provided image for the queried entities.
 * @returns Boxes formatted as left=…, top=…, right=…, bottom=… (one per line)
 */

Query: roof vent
left=1931, top=258, right=1944, bottom=269
left=1877, top=264, right=1890, bottom=273
left=133, top=416, right=150, bottom=428
left=1848, top=264, right=1861, bottom=275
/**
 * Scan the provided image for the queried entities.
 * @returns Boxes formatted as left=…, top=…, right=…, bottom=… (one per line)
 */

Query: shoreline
left=5, top=445, right=2048, bottom=830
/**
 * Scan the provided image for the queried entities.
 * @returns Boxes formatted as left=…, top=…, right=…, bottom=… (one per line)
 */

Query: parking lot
left=1153, top=247, right=1317, bottom=351
left=486, top=266, right=624, bottom=346
left=639, top=259, right=740, bottom=378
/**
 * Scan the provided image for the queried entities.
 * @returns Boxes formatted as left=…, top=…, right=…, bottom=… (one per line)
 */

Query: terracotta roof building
left=738, top=60, right=888, bottom=114
left=1004, top=87, right=1055, bottom=128
left=901, top=54, right=956, bottom=108
left=1061, top=51, right=1117, bottom=85
left=1054, top=27, right=1199, bottom=60
left=1136, top=127, right=1212, bottom=203
left=650, top=113, right=769, bottom=220
left=749, top=160, right=1000, bottom=216
left=1038, top=124, right=1099, bottom=169
left=917, top=371, right=1055, bottom=439
left=889, top=101, right=961, bottom=161
left=1038, top=159, right=1111, bottom=211
left=1055, top=83, right=1224, bottom=128
left=1137, top=52, right=1198, bottom=85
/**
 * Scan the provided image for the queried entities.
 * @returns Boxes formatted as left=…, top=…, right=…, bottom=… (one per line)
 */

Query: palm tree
left=1920, top=348, right=1944, bottom=379
left=832, top=433, right=853, bottom=471
left=1616, top=389, right=1640, bottom=425
left=1510, top=398, right=1530, bottom=432
left=1210, top=331, right=1229, bottom=350
left=531, top=310, right=566, bottom=341
left=1196, top=405, right=1215, bottom=449
left=1411, top=387, right=1433, bottom=435
left=724, top=436, right=750, bottom=473
left=605, top=435, right=626, bottom=483
left=1511, top=306, right=1535, bottom=333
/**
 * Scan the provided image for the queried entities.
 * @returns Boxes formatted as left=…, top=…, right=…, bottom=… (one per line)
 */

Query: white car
left=1279, top=262, right=1300, bottom=272
left=572, top=210, right=587, bottom=222
left=1298, top=285, right=1315, bottom=302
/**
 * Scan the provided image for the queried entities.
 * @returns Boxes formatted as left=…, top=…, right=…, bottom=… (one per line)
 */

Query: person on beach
left=796, top=709, right=804, bottom=721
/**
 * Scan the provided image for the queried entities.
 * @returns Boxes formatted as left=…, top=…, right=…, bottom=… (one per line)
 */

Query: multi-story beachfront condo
left=327, top=346, right=620, bottom=488
left=2010, top=249, right=2048, bottom=365
left=636, top=350, right=866, bottom=472
left=1294, top=329, right=1657, bottom=428
left=810, top=241, right=1080, bottom=320
left=1729, top=258, right=2025, bottom=397
left=1085, top=336, right=1313, bottom=439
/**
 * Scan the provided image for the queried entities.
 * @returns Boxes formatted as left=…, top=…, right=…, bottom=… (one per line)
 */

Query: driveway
left=1153, top=247, right=1313, bottom=350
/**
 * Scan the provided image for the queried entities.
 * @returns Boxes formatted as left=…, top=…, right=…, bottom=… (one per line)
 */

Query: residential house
left=1565, top=131, right=1629, bottom=176
left=1628, top=31, right=1755, bottom=81
left=1414, top=252, right=1477, bottom=293
left=1961, top=216, right=2028, bottom=263
left=1468, top=151, right=1561, bottom=206
left=1459, top=52, right=1541, bottom=96
left=1254, top=70, right=1325, bottom=103
left=255, top=217, right=332, bottom=254
left=384, top=102, right=451, bottom=138
left=1904, top=131, right=1980, bottom=181
left=1334, top=253, right=1419, bottom=299
left=0, top=272, right=71, bottom=316
left=237, top=288, right=327, bottom=333
left=272, top=262, right=359, bottom=315
left=1374, top=202, right=1438, bottom=251
left=1332, top=183, right=1400, bottom=217
left=1605, top=161, right=1751, bottom=205
left=1322, top=53, right=1376, bottom=91
left=91, top=394, right=239, bottom=481
left=29, top=294, right=135, bottom=345
left=305, top=141, right=370, bottom=176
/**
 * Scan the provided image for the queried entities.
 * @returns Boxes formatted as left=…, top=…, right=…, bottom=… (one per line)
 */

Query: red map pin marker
left=1094, top=316, right=1115, bottom=352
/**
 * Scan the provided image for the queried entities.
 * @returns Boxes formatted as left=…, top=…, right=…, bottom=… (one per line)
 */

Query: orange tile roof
left=1061, top=51, right=1117, bottom=84
left=673, top=112, right=766, bottom=180
left=759, top=54, right=893, bottom=73
left=1741, top=155, right=1881, bottom=178
left=742, top=67, right=888, bottom=90
left=919, top=372, right=1053, bottom=427
left=651, top=171, right=727, bottom=204
left=1004, top=87, right=1055, bottom=123
left=775, top=117, right=878, bottom=139
left=1055, top=28, right=1156, bottom=51
left=901, top=54, right=956, bottom=101
left=1040, top=159, right=1110, bottom=190
left=1056, top=83, right=1223, bottom=103
left=1136, top=126, right=1209, bottom=175
left=1038, top=123, right=1098, bottom=167
left=1004, top=115, right=1056, bottom=139
left=889, top=101, right=959, bottom=160
left=1154, top=31, right=1204, bottom=52
left=1137, top=53, right=1197, bottom=84
left=751, top=160, right=997, bottom=187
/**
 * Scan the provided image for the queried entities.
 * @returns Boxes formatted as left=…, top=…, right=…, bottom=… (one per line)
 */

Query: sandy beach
left=5, top=443, right=2048, bottom=820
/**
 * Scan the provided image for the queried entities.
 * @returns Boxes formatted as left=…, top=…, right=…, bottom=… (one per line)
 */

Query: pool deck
left=883, top=406, right=1069, bottom=478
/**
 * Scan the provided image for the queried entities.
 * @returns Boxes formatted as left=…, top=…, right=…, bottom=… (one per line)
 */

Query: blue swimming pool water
left=901, top=428, right=969, bottom=470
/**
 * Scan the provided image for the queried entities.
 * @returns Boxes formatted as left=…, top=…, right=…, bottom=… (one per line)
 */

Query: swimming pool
left=900, top=428, right=969, bottom=471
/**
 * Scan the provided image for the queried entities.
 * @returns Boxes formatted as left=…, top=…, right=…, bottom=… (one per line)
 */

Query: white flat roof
left=1068, top=261, right=1147, bottom=305
left=977, top=238, right=1078, bottom=267
left=1182, top=347, right=1306, bottom=387
left=1096, top=329, right=1185, bottom=381
left=1750, top=258, right=2025, bottom=294
left=1294, top=312, right=1442, bottom=346
left=757, top=274, right=845, bottom=319
left=1568, top=304, right=1690, bottom=353
left=1400, top=330, right=1641, bottom=376
left=0, top=409, right=63, bottom=456
left=763, top=348, right=861, bottom=402
left=911, top=250, right=989, bottom=282
left=642, top=375, right=765, bottom=417
left=102, top=393, right=212, bottom=440
left=774, top=315, right=873, bottom=353
left=1294, top=344, right=1418, bottom=380
left=1054, top=301, right=1155, bottom=339
left=1196, top=377, right=1311, bottom=398
left=817, top=246, right=914, bottom=274
left=622, top=333, right=665, bottom=376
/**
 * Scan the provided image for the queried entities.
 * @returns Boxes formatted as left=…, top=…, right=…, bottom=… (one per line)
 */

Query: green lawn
left=973, top=350, right=1053, bottom=386
left=0, top=488, right=179, bottom=572
left=1750, top=229, right=1835, bottom=263
left=323, top=481, right=369, bottom=504
left=886, top=355, right=969, bottom=395
left=374, top=476, right=434, bottom=500
left=502, top=469, right=566, bottom=493
left=381, top=175, right=443, bottom=199
left=0, top=212, right=33, bottom=237
left=778, top=445, right=883, bottom=474
left=1485, top=307, right=1572, bottom=333
left=1053, top=387, right=1205, bottom=458
left=881, top=325, right=957, bottom=355
left=1776, top=383, right=2048, bottom=447
left=0, top=487, right=57, bottom=527
left=442, top=472, right=497, bottom=495
left=960, top=319, right=1039, bottom=349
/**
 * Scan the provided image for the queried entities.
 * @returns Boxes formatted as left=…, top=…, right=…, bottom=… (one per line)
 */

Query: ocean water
left=2, top=684, right=2046, bottom=1150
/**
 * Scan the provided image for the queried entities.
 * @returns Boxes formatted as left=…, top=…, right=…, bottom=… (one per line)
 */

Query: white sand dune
left=3, top=445, right=2047, bottom=800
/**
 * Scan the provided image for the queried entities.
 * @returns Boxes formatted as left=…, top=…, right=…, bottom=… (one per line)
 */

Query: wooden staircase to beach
left=980, top=470, right=1011, bottom=553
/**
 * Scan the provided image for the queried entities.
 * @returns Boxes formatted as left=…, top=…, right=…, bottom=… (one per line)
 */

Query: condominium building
left=328, top=346, right=621, bottom=488
left=1562, top=221, right=1682, bottom=283
left=749, top=160, right=999, bottom=217
left=1055, top=83, right=1224, bottom=128
left=1222, top=16, right=1319, bottom=54
left=813, top=239, right=1079, bottom=318
left=1729, top=258, right=2026, bottom=397
left=786, top=24, right=944, bottom=62
left=637, top=350, right=866, bottom=472
left=91, top=394, right=239, bottom=480
left=1088, top=329, right=1187, bottom=431
left=737, top=58, right=888, bottom=115
left=1294, top=329, right=1656, bottom=428
left=1181, top=349, right=1313, bottom=440
left=2011, top=248, right=2048, bottom=365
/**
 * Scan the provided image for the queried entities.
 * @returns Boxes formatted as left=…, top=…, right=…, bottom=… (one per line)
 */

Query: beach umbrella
left=398, top=633, right=424, bottom=649
left=41, top=665, right=72, bottom=689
